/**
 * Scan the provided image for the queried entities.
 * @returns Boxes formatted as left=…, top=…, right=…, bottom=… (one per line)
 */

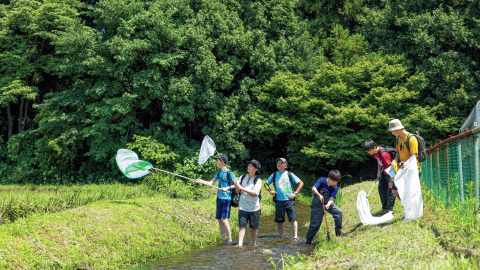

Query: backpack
left=220, top=170, right=240, bottom=208
left=379, top=146, right=397, bottom=160
left=396, top=130, right=427, bottom=163
left=231, top=174, right=261, bottom=208
left=270, top=171, right=295, bottom=202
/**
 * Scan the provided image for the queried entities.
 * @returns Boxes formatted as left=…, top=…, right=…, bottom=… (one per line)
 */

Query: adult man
left=388, top=119, right=422, bottom=200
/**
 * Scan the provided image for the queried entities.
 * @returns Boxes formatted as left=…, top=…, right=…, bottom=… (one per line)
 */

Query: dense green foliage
left=1, top=0, right=479, bottom=183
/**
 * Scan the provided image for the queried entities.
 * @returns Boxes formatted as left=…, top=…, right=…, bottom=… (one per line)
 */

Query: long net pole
left=151, top=168, right=231, bottom=193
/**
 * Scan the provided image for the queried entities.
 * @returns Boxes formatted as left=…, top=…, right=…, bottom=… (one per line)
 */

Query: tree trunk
left=22, top=100, right=29, bottom=131
left=7, top=103, right=13, bottom=140
left=18, top=96, right=24, bottom=133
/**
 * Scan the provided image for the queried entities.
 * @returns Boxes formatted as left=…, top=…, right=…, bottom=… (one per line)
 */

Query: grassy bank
left=0, top=181, right=276, bottom=269
left=280, top=181, right=480, bottom=269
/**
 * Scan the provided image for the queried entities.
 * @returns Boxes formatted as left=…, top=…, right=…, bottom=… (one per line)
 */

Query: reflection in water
left=132, top=203, right=314, bottom=269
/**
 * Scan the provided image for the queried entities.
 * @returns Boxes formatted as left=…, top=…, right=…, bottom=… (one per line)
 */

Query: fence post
left=436, top=148, right=441, bottom=200
left=446, top=143, right=450, bottom=205
left=458, top=139, right=464, bottom=204
left=428, top=151, right=433, bottom=190
left=475, top=134, right=479, bottom=208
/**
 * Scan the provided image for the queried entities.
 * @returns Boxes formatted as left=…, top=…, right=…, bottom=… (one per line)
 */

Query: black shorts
left=239, top=210, right=260, bottom=229
left=274, top=200, right=296, bottom=223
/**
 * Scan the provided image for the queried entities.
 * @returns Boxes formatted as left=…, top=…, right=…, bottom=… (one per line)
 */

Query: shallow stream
left=132, top=202, right=314, bottom=269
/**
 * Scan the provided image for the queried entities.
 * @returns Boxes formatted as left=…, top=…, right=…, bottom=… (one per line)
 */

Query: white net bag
left=198, top=135, right=217, bottom=165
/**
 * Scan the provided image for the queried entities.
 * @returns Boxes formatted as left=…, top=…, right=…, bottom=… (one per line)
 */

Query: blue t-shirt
left=313, top=177, right=339, bottom=198
left=266, top=171, right=301, bottom=201
left=213, top=169, right=238, bottom=200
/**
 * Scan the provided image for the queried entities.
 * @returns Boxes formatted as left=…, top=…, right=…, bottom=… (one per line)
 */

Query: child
left=264, top=158, right=304, bottom=240
left=305, top=170, right=342, bottom=245
left=195, top=154, right=237, bottom=243
left=234, top=160, right=262, bottom=247
left=388, top=119, right=422, bottom=200
left=364, top=140, right=396, bottom=214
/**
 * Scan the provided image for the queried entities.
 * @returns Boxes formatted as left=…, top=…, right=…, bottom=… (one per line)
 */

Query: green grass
left=0, top=183, right=155, bottom=222
left=274, top=181, right=480, bottom=269
left=0, top=179, right=277, bottom=269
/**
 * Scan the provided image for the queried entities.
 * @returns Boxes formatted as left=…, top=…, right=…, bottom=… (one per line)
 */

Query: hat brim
left=388, top=125, right=405, bottom=131
left=246, top=161, right=260, bottom=174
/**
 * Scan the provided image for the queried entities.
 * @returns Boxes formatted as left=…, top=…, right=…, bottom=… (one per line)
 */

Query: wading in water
left=234, top=160, right=262, bottom=247
left=264, top=158, right=304, bottom=240
left=195, top=155, right=237, bottom=243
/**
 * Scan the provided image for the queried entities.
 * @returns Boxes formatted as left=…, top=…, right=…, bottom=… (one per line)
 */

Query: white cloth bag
left=394, top=155, right=423, bottom=220
left=356, top=190, right=394, bottom=225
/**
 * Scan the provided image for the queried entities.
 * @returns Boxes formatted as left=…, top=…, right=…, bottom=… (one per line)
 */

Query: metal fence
left=420, top=128, right=480, bottom=207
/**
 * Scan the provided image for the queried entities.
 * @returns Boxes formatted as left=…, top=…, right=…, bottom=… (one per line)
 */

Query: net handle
left=151, top=168, right=231, bottom=193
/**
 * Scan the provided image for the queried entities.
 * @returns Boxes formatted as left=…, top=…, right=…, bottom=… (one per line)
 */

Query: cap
left=213, top=154, right=228, bottom=164
left=246, top=159, right=261, bottom=175
left=276, top=158, right=288, bottom=165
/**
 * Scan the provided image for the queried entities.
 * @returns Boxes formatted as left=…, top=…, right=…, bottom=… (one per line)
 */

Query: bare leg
left=392, top=190, right=401, bottom=201
left=277, top=223, right=284, bottom=238
left=238, top=227, right=246, bottom=246
left=291, top=220, right=298, bottom=238
left=218, top=219, right=226, bottom=241
left=223, top=218, right=232, bottom=241
left=251, top=228, right=258, bottom=246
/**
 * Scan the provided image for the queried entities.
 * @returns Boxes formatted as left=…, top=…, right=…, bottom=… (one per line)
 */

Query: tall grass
left=0, top=183, right=155, bottom=223
left=0, top=169, right=219, bottom=224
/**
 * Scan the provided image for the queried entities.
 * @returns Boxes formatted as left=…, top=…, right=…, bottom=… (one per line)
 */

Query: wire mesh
left=420, top=134, right=480, bottom=208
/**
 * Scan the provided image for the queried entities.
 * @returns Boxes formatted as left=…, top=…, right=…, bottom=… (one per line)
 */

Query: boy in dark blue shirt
left=305, top=170, right=342, bottom=244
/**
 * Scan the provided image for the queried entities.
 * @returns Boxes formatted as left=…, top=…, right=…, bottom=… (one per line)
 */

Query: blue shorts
left=216, top=198, right=231, bottom=219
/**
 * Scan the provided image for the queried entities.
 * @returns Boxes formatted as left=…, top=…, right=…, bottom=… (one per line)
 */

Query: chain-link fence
left=420, top=129, right=480, bottom=208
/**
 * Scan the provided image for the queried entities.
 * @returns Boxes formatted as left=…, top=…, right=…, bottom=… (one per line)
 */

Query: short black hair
left=364, top=140, right=377, bottom=151
left=328, top=170, right=341, bottom=182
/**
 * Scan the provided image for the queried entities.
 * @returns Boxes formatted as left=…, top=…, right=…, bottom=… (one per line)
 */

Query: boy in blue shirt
left=264, top=158, right=304, bottom=240
left=305, top=170, right=342, bottom=244
left=195, top=155, right=238, bottom=243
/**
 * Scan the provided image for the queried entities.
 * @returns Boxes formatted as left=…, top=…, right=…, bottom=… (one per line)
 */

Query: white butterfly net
left=198, top=135, right=217, bottom=165
left=357, top=190, right=394, bottom=225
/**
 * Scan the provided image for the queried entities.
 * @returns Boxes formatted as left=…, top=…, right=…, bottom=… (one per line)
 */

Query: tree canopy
left=1, top=0, right=478, bottom=183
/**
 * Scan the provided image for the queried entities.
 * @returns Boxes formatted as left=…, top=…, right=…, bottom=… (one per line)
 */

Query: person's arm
left=195, top=177, right=216, bottom=186
left=288, top=174, right=304, bottom=199
left=325, top=197, right=335, bottom=209
left=238, top=178, right=261, bottom=196
left=377, top=162, right=382, bottom=177
left=312, top=186, right=324, bottom=202
left=264, top=177, right=276, bottom=195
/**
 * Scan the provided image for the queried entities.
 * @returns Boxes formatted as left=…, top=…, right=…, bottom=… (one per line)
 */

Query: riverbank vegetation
left=279, top=181, right=480, bottom=269
left=1, top=0, right=479, bottom=184
left=0, top=171, right=279, bottom=269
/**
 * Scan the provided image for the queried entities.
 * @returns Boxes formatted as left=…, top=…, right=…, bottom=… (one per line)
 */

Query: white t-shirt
left=238, top=175, right=262, bottom=212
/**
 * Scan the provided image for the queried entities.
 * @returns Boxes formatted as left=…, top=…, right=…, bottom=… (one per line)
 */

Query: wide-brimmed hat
left=246, top=160, right=261, bottom=175
left=388, top=119, right=405, bottom=131
left=213, top=154, right=228, bottom=164
left=276, top=158, right=288, bottom=165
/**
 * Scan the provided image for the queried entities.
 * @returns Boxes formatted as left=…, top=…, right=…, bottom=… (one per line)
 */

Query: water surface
left=132, top=202, right=314, bottom=269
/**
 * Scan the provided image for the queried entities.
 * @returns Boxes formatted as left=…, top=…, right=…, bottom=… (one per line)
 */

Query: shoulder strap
left=271, top=173, right=277, bottom=190
left=253, top=176, right=259, bottom=185
left=405, top=133, right=414, bottom=152
left=288, top=171, right=293, bottom=183
left=240, top=174, right=246, bottom=186
left=225, top=169, right=232, bottom=183
left=396, top=136, right=399, bottom=148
